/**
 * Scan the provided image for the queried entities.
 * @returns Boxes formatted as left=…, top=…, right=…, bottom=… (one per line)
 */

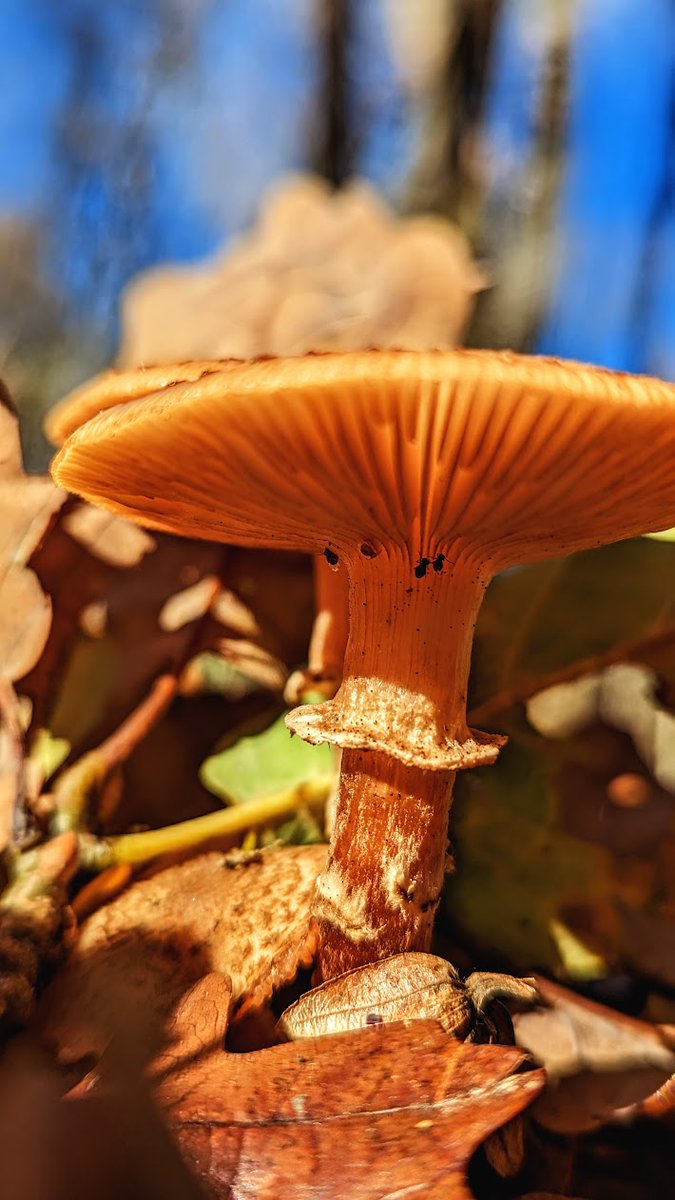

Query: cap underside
left=45, top=359, right=241, bottom=445
left=52, top=349, right=675, bottom=565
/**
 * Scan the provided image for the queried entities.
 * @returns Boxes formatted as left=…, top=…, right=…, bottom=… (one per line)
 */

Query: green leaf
left=200, top=712, right=335, bottom=805
left=446, top=735, right=616, bottom=978
left=470, top=538, right=675, bottom=718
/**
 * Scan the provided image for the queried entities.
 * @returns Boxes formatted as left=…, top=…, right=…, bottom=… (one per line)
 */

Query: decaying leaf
left=279, top=951, right=538, bottom=1042
left=470, top=538, right=675, bottom=722
left=39, top=844, right=326, bottom=1065
left=159, top=576, right=220, bottom=631
left=527, top=664, right=675, bottom=793
left=0, top=398, right=64, bottom=683
left=0, top=832, right=78, bottom=1033
left=0, top=565, right=53, bottom=684
left=84, top=974, right=545, bottom=1200
left=447, top=536, right=675, bottom=982
left=446, top=739, right=619, bottom=977
left=513, top=976, right=675, bottom=1133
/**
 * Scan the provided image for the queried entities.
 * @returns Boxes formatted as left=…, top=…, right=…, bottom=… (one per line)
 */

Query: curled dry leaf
left=278, top=951, right=538, bottom=1042
left=120, top=175, right=482, bottom=366
left=39, top=844, right=326, bottom=1066
left=513, top=975, right=675, bottom=1133
left=0, top=397, right=64, bottom=684
left=62, top=504, right=156, bottom=568
left=78, top=974, right=544, bottom=1200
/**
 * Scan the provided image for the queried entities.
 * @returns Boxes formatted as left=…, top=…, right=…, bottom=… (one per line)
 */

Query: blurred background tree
left=1, top=0, right=674, bottom=466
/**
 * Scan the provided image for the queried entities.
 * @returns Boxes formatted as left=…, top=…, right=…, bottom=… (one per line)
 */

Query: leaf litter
left=0, top=381, right=675, bottom=1195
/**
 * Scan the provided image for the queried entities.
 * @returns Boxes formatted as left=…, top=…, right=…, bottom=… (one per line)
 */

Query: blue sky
left=1, top=0, right=674, bottom=377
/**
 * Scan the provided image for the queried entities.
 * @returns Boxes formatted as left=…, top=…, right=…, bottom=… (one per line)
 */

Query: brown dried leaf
left=0, top=399, right=64, bottom=682
left=278, top=952, right=474, bottom=1040
left=136, top=975, right=545, bottom=1200
left=39, top=844, right=326, bottom=1065
left=513, top=975, right=675, bottom=1132
left=0, top=565, right=52, bottom=683
left=159, top=576, right=220, bottom=632
left=62, top=504, right=156, bottom=568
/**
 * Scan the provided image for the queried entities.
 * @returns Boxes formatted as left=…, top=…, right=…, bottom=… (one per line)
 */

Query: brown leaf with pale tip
left=62, top=503, right=156, bottom=568
left=0, top=564, right=52, bottom=683
left=134, top=976, right=545, bottom=1200
left=38, top=844, right=326, bottom=1066
left=0, top=398, right=64, bottom=683
left=513, top=975, right=675, bottom=1133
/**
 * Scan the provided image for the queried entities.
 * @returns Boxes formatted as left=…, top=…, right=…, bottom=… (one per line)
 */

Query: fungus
left=45, top=360, right=233, bottom=445
left=52, top=349, right=675, bottom=980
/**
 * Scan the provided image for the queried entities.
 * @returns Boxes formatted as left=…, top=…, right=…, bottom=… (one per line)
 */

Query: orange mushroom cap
left=45, top=359, right=239, bottom=446
left=52, top=349, right=675, bottom=562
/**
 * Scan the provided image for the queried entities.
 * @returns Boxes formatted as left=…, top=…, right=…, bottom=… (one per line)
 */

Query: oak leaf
left=81, top=974, right=545, bottom=1200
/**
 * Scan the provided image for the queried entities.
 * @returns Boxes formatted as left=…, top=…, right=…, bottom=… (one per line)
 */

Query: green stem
left=79, top=777, right=332, bottom=870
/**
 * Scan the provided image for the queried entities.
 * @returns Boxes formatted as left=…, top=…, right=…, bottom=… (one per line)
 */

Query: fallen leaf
left=513, top=976, right=675, bottom=1133
left=0, top=398, right=64, bottom=683
left=0, top=565, right=52, bottom=683
left=279, top=951, right=538, bottom=1042
left=446, top=739, right=618, bottom=977
left=159, top=576, right=220, bottom=631
left=39, top=844, right=326, bottom=1065
left=527, top=664, right=675, bottom=793
left=470, top=538, right=675, bottom=723
left=63, top=504, right=156, bottom=568
left=102, top=975, right=544, bottom=1200
left=201, top=711, right=334, bottom=805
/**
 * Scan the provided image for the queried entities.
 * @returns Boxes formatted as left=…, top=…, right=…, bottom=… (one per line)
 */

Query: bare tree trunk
left=314, top=0, right=354, bottom=187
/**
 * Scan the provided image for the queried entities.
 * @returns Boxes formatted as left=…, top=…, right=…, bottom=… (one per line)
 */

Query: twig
left=51, top=673, right=178, bottom=834
left=469, top=625, right=675, bottom=727
left=314, top=0, right=353, bottom=186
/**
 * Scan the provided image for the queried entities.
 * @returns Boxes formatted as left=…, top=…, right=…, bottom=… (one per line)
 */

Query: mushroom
left=52, top=349, right=675, bottom=980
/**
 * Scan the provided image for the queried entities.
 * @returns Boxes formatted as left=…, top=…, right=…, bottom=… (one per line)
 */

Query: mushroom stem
left=314, top=749, right=454, bottom=979
left=290, top=547, right=503, bottom=978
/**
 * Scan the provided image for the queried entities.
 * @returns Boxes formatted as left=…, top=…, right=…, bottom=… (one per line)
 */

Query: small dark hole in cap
left=360, top=543, right=378, bottom=558
left=365, top=1012, right=383, bottom=1026
left=324, top=548, right=339, bottom=566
